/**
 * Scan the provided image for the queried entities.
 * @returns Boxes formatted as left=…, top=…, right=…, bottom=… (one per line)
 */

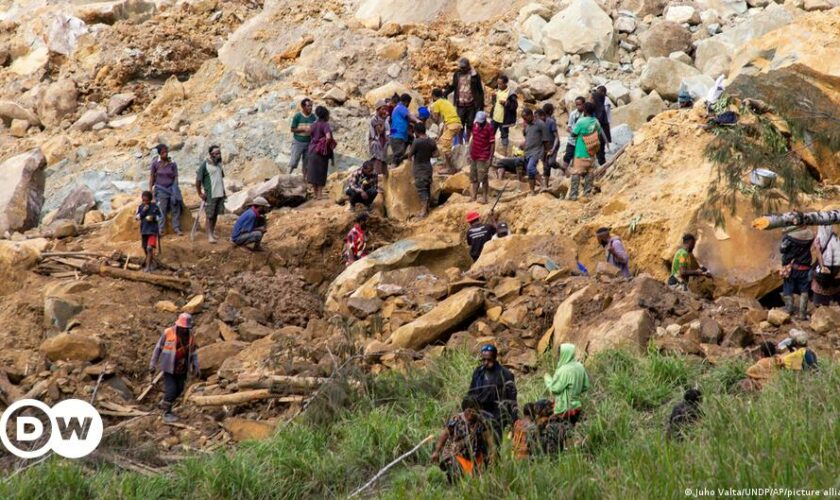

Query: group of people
left=780, top=224, right=840, bottom=317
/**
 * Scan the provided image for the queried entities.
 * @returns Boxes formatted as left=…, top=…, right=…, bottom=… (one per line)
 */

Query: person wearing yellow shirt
left=430, top=88, right=463, bottom=174
left=490, top=75, right=518, bottom=156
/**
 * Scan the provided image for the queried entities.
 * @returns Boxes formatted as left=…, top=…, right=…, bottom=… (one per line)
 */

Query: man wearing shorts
left=469, top=111, right=495, bottom=204
left=521, top=108, right=550, bottom=195
left=195, top=145, right=226, bottom=243
left=430, top=88, right=463, bottom=174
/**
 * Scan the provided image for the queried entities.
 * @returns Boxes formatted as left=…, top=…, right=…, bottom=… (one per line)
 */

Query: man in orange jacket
left=149, top=313, right=199, bottom=423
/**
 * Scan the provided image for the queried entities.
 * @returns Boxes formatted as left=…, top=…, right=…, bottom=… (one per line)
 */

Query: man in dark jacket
left=667, top=388, right=702, bottom=440
left=448, top=57, right=485, bottom=143
left=467, top=344, right=518, bottom=444
left=780, top=228, right=814, bottom=319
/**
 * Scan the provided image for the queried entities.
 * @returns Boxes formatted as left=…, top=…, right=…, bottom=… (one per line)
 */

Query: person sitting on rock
left=345, top=160, right=378, bottom=211
left=741, top=341, right=783, bottom=392
left=667, top=388, right=703, bottom=440
left=467, top=344, right=518, bottom=446
left=135, top=190, right=162, bottom=273
left=668, top=233, right=711, bottom=291
left=778, top=329, right=818, bottom=371
left=405, top=122, right=439, bottom=218
left=344, top=212, right=368, bottom=266
left=465, top=211, right=496, bottom=261
left=544, top=343, right=590, bottom=427
left=149, top=313, right=198, bottom=423
left=596, top=227, right=630, bottom=278
left=431, top=396, right=494, bottom=483
left=230, top=196, right=270, bottom=251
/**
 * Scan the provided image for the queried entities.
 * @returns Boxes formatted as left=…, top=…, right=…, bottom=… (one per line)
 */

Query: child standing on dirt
left=136, top=190, right=162, bottom=273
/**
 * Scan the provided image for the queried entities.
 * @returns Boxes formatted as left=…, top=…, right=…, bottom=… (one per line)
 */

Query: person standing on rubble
left=596, top=227, right=630, bottom=277
left=289, top=98, right=316, bottom=175
left=306, top=106, right=335, bottom=200
left=668, top=233, right=712, bottom=291
left=195, top=145, right=226, bottom=244
left=430, top=87, right=463, bottom=174
left=779, top=227, right=814, bottom=319
left=447, top=57, right=485, bottom=143
left=568, top=102, right=606, bottom=201
left=149, top=313, right=199, bottom=423
left=149, top=144, right=183, bottom=236
left=521, top=108, right=550, bottom=196
left=136, top=190, right=162, bottom=273
left=467, top=344, right=519, bottom=445
left=490, top=75, right=517, bottom=156
left=405, top=122, right=439, bottom=218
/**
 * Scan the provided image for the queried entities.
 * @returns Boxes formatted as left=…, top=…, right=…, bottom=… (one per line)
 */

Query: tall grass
left=3, top=349, right=838, bottom=499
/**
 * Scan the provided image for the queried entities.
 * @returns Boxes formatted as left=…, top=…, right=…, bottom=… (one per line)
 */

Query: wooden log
left=41, top=252, right=108, bottom=259
left=20, top=378, right=52, bottom=402
left=81, top=262, right=191, bottom=291
left=191, top=390, right=304, bottom=407
left=137, top=372, right=162, bottom=401
left=236, top=374, right=333, bottom=392
left=595, top=143, right=629, bottom=179
left=753, top=209, right=840, bottom=230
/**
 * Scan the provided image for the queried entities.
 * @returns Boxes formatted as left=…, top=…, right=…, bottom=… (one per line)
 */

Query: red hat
left=466, top=211, right=480, bottom=223
left=175, top=313, right=192, bottom=329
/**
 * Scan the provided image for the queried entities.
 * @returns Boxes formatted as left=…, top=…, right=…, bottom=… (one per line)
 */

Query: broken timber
left=81, top=261, right=191, bottom=291
left=191, top=390, right=304, bottom=407
left=236, top=374, right=361, bottom=393
left=753, top=210, right=840, bottom=230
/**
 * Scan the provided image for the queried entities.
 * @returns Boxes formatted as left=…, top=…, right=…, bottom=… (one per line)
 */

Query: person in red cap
left=465, top=211, right=496, bottom=261
left=149, top=313, right=199, bottom=423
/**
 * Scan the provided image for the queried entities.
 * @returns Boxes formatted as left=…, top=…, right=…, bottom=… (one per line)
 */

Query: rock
left=144, top=76, right=185, bottom=117
left=610, top=124, right=634, bottom=149
left=43, top=281, right=90, bottom=332
left=767, top=308, right=790, bottom=327
left=107, top=93, right=135, bottom=116
left=71, top=108, right=108, bottom=132
left=541, top=0, right=614, bottom=60
left=493, top=277, right=522, bottom=302
left=669, top=51, right=692, bottom=65
left=54, top=185, right=96, bottom=224
left=196, top=341, right=247, bottom=376
left=441, top=171, right=471, bottom=195
left=698, top=317, right=723, bottom=344
left=364, top=81, right=423, bottom=111
left=47, top=220, right=78, bottom=239
left=38, top=79, right=78, bottom=128
left=109, top=114, right=137, bottom=129
left=694, top=0, right=747, bottom=17
left=611, top=91, right=666, bottom=130
left=155, top=300, right=179, bottom=313
left=615, top=15, right=637, bottom=34
left=0, top=101, right=40, bottom=128
left=722, top=325, right=754, bottom=348
left=486, top=306, right=503, bottom=322
left=182, top=295, right=205, bottom=314
left=224, top=175, right=307, bottom=213
left=588, top=309, right=655, bottom=354
left=640, top=58, right=702, bottom=100
left=595, top=261, right=620, bottom=277
left=521, top=14, right=548, bottom=45
left=681, top=74, right=716, bottom=101
left=377, top=42, right=405, bottom=61
left=500, top=304, right=529, bottom=328
left=518, top=36, right=542, bottom=55
left=803, top=0, right=832, bottom=10
left=471, top=233, right=578, bottom=277
left=73, top=0, right=155, bottom=24
left=41, top=135, right=73, bottom=166
left=698, top=54, right=731, bottom=78
left=40, top=333, right=103, bottom=362
left=324, top=87, right=348, bottom=105
left=665, top=323, right=682, bottom=336
left=360, top=15, right=381, bottom=29
left=665, top=5, right=700, bottom=25
left=639, top=21, right=692, bottom=60
left=388, top=287, right=484, bottom=350
left=10, top=119, right=28, bottom=137
left=521, top=75, right=557, bottom=100
left=810, top=306, right=840, bottom=334
left=619, top=0, right=667, bottom=16
left=0, top=149, right=46, bottom=235
left=654, top=335, right=704, bottom=356
left=238, top=321, right=274, bottom=342
left=109, top=200, right=193, bottom=241
left=605, top=81, right=631, bottom=103
left=383, top=163, right=425, bottom=221
left=347, top=297, right=383, bottom=318
left=83, top=210, right=104, bottom=225
left=223, top=418, right=275, bottom=442
left=326, top=234, right=467, bottom=311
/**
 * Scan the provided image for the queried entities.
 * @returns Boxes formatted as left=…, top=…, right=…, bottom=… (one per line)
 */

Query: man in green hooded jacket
left=544, top=343, right=590, bottom=425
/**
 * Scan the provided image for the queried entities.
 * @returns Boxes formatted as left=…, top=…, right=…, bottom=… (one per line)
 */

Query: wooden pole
left=137, top=372, right=163, bottom=402
left=348, top=434, right=435, bottom=498
left=752, top=209, right=840, bottom=230
left=191, top=390, right=304, bottom=407
left=236, top=374, right=359, bottom=392
left=81, top=262, right=191, bottom=291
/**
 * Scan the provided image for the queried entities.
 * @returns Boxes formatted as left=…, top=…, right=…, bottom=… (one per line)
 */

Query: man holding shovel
left=149, top=313, right=199, bottom=423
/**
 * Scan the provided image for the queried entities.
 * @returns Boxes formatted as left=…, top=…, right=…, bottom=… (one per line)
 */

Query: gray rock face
left=54, top=185, right=96, bottom=224
left=0, top=149, right=46, bottom=235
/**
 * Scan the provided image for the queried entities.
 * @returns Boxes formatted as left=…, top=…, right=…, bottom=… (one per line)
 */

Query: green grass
left=3, top=348, right=839, bottom=499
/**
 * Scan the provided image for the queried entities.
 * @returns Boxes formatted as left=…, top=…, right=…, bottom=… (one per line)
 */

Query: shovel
left=190, top=200, right=205, bottom=242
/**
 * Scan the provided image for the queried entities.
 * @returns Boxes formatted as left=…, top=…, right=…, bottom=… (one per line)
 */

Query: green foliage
left=3, top=350, right=839, bottom=499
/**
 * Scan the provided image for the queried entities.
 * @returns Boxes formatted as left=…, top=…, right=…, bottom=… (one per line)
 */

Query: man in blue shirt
left=389, top=93, right=419, bottom=167
left=231, top=196, right=270, bottom=251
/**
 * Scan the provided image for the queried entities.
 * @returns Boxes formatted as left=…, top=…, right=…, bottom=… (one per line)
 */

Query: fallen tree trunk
left=595, top=143, right=629, bottom=179
left=81, top=262, right=191, bottom=291
left=191, top=390, right=304, bottom=407
left=236, top=374, right=360, bottom=392
left=753, top=210, right=840, bottom=230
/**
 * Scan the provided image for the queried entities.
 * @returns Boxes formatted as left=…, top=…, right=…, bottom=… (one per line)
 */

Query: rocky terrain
left=0, top=0, right=839, bottom=467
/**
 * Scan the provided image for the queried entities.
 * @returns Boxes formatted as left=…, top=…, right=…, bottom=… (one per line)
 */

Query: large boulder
left=611, top=92, right=666, bottom=130
left=38, top=79, right=78, bottom=128
left=355, top=0, right=448, bottom=24
left=0, top=101, right=40, bottom=128
left=71, top=107, right=108, bottom=131
left=0, top=238, right=48, bottom=296
left=470, top=233, right=578, bottom=275
left=223, top=418, right=276, bottom=442
left=54, top=185, right=96, bottom=224
left=218, top=336, right=274, bottom=381
left=383, top=162, right=425, bottom=221
left=639, top=21, right=692, bottom=60
left=388, top=287, right=484, bottom=349
left=541, top=0, right=614, bottom=60
left=694, top=4, right=795, bottom=73
left=727, top=8, right=839, bottom=182
left=40, top=333, right=104, bottom=362
left=43, top=281, right=92, bottom=333
left=364, top=81, right=423, bottom=112
left=73, top=0, right=155, bottom=24
left=619, top=0, right=667, bottom=16
left=520, top=14, right=548, bottom=45
left=109, top=201, right=193, bottom=241
left=640, top=58, right=702, bottom=100
left=0, top=149, right=46, bottom=235
left=224, top=175, right=307, bottom=214
left=196, top=341, right=248, bottom=376
left=694, top=0, right=748, bottom=18
left=325, top=233, right=468, bottom=312
left=521, top=75, right=557, bottom=100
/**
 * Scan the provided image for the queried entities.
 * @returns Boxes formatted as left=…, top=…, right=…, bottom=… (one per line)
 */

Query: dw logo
left=1, top=399, right=103, bottom=459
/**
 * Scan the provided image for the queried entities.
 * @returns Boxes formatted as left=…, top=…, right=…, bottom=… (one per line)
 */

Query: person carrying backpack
left=568, top=102, right=607, bottom=201
left=811, top=225, right=840, bottom=307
